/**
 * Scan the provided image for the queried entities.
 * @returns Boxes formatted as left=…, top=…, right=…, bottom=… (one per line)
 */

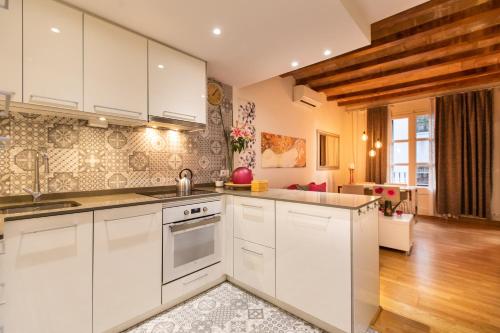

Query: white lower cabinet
left=352, top=205, right=380, bottom=333
left=234, top=196, right=275, bottom=248
left=234, top=238, right=275, bottom=297
left=276, top=201, right=352, bottom=332
left=223, top=195, right=234, bottom=277
left=2, top=212, right=93, bottom=333
left=93, top=204, right=162, bottom=333
left=162, top=263, right=223, bottom=306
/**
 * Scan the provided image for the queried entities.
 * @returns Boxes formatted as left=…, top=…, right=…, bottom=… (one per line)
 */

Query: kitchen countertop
left=0, top=191, right=222, bottom=236
left=200, top=187, right=380, bottom=210
left=0, top=187, right=379, bottom=236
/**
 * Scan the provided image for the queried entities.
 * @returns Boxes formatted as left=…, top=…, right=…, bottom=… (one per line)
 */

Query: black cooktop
left=140, top=189, right=213, bottom=199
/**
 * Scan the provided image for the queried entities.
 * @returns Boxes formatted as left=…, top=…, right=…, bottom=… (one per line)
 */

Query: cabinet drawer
left=234, top=238, right=275, bottom=297
left=162, top=263, right=223, bottom=306
left=234, top=197, right=275, bottom=248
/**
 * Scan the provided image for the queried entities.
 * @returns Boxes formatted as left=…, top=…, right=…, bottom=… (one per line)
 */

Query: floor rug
left=125, top=282, right=378, bottom=333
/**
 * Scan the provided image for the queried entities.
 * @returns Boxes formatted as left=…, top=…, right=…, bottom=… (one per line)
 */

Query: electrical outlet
left=220, top=169, right=229, bottom=177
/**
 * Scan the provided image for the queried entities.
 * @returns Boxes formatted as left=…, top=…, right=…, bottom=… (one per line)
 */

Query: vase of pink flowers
left=221, top=123, right=253, bottom=176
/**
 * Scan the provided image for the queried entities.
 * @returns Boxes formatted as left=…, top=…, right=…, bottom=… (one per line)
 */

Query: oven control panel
left=163, top=199, right=222, bottom=224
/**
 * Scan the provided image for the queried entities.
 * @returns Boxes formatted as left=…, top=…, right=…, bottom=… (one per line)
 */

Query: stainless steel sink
left=0, top=201, right=81, bottom=214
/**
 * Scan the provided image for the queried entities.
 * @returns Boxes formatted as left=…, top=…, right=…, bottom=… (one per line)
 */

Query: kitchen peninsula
left=0, top=187, right=380, bottom=333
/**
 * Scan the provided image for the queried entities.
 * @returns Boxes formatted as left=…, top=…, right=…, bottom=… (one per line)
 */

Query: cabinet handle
left=0, top=0, right=8, bottom=9
left=94, top=105, right=143, bottom=118
left=241, top=204, right=263, bottom=209
left=162, top=111, right=196, bottom=121
left=288, top=210, right=331, bottom=220
left=0, top=282, right=5, bottom=306
left=183, top=273, right=208, bottom=286
left=21, top=224, right=76, bottom=235
left=30, top=95, right=78, bottom=109
left=241, top=247, right=264, bottom=256
left=103, top=212, right=155, bottom=223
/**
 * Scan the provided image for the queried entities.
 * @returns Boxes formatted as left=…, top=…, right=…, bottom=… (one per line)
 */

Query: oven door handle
left=168, top=215, right=221, bottom=234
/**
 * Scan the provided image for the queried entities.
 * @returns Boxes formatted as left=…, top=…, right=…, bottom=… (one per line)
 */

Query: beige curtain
left=435, top=89, right=493, bottom=218
left=365, top=106, right=388, bottom=184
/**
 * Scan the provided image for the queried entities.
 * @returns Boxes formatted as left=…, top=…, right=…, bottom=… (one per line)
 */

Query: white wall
left=234, top=76, right=353, bottom=190
left=492, top=87, right=500, bottom=221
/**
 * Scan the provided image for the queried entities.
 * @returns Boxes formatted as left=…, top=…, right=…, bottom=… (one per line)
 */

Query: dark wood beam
left=328, top=64, right=500, bottom=102
left=335, top=71, right=500, bottom=107
left=284, top=6, right=500, bottom=82
left=371, top=0, right=487, bottom=40
left=319, top=45, right=500, bottom=95
left=304, top=26, right=500, bottom=88
left=370, top=0, right=500, bottom=46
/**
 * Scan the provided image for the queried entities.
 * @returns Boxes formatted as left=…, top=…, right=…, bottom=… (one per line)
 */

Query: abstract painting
left=261, top=132, right=306, bottom=168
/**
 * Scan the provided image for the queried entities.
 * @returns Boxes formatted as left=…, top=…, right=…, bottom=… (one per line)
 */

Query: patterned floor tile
left=124, top=282, right=325, bottom=333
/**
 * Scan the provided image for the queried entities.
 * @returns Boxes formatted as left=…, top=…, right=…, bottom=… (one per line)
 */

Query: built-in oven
left=162, top=197, right=222, bottom=284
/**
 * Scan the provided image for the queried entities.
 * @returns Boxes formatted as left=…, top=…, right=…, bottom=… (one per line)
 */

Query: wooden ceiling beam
left=335, top=71, right=500, bottom=107
left=329, top=64, right=500, bottom=103
left=370, top=0, right=499, bottom=46
left=319, top=45, right=500, bottom=95
left=307, top=26, right=500, bottom=88
left=371, top=0, right=489, bottom=40
left=284, top=6, right=500, bottom=82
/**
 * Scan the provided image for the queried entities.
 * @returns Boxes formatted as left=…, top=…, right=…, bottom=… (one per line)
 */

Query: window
left=390, top=113, right=432, bottom=186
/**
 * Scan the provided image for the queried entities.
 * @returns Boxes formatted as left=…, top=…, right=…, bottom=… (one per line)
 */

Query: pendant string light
left=375, top=138, right=382, bottom=149
left=361, top=131, right=368, bottom=142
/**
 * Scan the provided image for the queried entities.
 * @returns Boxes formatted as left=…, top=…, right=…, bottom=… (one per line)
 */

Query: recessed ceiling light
left=51, top=27, right=61, bottom=33
left=323, top=49, right=332, bottom=56
left=291, top=61, right=299, bottom=68
left=157, top=64, right=165, bottom=69
left=212, top=27, right=221, bottom=36
left=98, top=116, right=106, bottom=121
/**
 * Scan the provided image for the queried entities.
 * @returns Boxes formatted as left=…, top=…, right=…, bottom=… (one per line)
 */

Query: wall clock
left=207, top=82, right=224, bottom=106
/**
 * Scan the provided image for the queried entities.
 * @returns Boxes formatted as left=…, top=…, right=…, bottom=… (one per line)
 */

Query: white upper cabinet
left=0, top=0, right=22, bottom=102
left=84, top=14, right=148, bottom=120
left=23, top=0, right=83, bottom=110
left=148, top=40, right=207, bottom=124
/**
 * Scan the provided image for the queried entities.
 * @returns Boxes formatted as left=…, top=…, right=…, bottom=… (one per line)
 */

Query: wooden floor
left=372, top=217, right=500, bottom=333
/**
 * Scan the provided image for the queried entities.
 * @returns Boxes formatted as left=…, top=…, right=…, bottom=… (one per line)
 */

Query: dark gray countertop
left=200, top=187, right=380, bottom=210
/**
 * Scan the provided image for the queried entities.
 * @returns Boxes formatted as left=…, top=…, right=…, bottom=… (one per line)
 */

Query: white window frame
left=388, top=108, right=433, bottom=188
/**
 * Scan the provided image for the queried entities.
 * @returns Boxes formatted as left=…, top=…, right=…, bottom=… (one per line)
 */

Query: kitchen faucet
left=23, top=151, right=49, bottom=202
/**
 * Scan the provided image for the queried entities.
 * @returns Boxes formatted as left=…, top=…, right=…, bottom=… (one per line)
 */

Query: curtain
left=435, top=89, right=493, bottom=218
left=365, top=106, right=388, bottom=184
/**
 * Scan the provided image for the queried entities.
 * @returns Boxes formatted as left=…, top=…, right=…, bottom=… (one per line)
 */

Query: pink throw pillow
left=308, top=182, right=326, bottom=192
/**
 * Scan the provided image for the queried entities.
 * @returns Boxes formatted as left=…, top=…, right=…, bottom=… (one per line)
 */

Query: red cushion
left=287, top=184, right=298, bottom=190
left=308, top=182, right=326, bottom=192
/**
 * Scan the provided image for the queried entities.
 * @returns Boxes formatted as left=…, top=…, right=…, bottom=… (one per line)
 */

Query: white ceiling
left=63, top=0, right=427, bottom=88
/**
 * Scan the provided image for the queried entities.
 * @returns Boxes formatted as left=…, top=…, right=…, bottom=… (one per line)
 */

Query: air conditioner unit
left=293, top=85, right=326, bottom=109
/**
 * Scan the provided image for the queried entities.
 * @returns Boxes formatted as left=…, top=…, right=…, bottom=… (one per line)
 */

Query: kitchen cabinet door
left=148, top=40, right=207, bottom=124
left=223, top=195, right=234, bottom=277
left=276, top=201, right=352, bottom=332
left=0, top=0, right=22, bottom=102
left=234, top=238, right=275, bottom=297
left=84, top=14, right=148, bottom=120
left=2, top=212, right=93, bottom=333
left=352, top=204, right=380, bottom=333
left=93, top=204, right=162, bottom=333
left=23, top=0, right=83, bottom=110
left=234, top=197, right=275, bottom=248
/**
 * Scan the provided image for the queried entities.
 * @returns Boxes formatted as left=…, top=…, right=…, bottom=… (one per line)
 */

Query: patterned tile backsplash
left=0, top=81, right=232, bottom=196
